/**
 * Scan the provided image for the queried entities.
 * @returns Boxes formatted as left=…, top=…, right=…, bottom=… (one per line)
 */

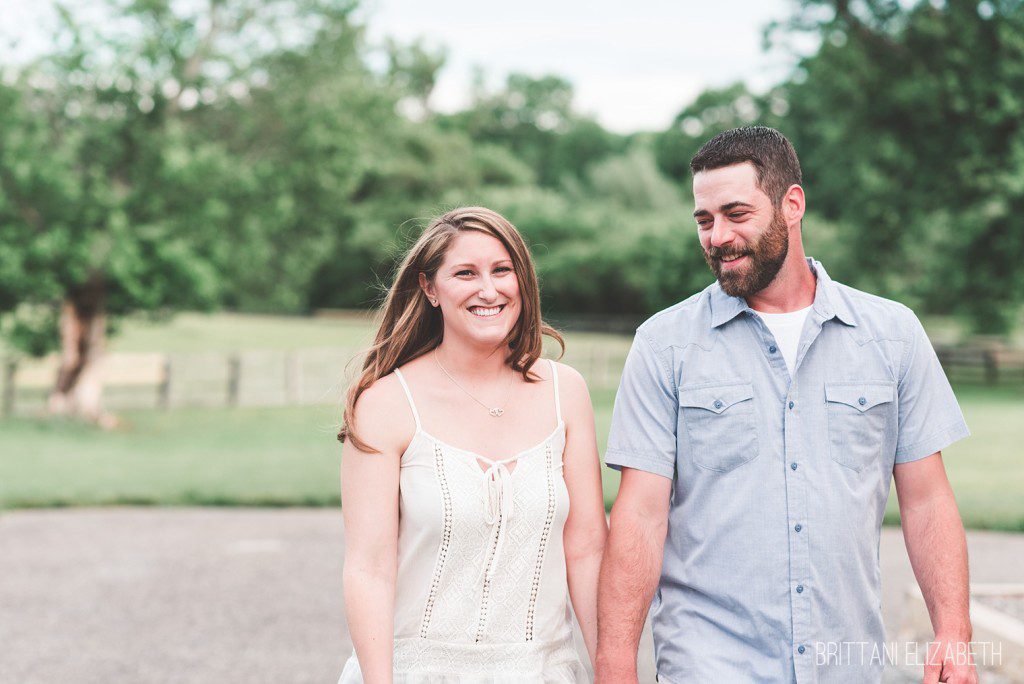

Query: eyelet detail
left=525, top=444, right=557, bottom=642
left=419, top=443, right=453, bottom=638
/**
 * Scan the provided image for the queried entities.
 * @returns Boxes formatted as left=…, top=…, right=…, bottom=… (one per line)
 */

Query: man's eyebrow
left=693, top=201, right=755, bottom=218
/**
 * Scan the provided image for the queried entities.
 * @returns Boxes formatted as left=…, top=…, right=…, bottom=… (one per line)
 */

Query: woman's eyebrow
left=450, top=259, right=511, bottom=267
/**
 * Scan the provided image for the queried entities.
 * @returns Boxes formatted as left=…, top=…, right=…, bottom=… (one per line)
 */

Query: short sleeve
left=604, top=330, right=677, bottom=479
left=894, top=310, right=970, bottom=464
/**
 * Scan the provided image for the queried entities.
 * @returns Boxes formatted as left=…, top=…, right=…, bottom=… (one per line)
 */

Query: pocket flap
left=679, top=382, right=754, bottom=414
left=825, top=383, right=894, bottom=412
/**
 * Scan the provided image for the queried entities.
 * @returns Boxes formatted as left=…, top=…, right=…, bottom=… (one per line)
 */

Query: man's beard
left=704, top=210, right=790, bottom=298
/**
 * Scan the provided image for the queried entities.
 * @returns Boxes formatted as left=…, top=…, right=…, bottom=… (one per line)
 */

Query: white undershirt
left=752, top=306, right=813, bottom=377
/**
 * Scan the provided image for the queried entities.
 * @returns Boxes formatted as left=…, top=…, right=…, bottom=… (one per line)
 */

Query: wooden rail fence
left=0, top=343, right=1020, bottom=418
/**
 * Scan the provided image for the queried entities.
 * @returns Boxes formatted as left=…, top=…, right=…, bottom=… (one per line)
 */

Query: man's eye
left=696, top=220, right=712, bottom=229
left=728, top=212, right=748, bottom=220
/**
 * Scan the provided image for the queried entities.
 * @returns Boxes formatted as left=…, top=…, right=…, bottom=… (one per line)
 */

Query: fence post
left=284, top=352, right=300, bottom=405
left=2, top=357, right=16, bottom=417
left=157, top=356, right=172, bottom=410
left=227, top=354, right=241, bottom=407
left=984, top=349, right=998, bottom=386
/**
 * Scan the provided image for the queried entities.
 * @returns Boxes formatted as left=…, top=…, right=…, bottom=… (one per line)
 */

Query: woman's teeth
left=470, top=306, right=502, bottom=317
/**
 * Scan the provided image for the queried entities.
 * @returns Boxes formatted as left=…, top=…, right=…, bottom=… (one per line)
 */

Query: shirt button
left=798, top=645, right=806, bottom=654
left=790, top=462, right=798, bottom=470
left=858, top=396, right=867, bottom=406
left=794, top=524, right=802, bottom=532
left=788, top=401, right=794, bottom=409
left=769, top=345, right=777, bottom=353
left=796, top=585, right=804, bottom=593
left=713, top=399, right=723, bottom=409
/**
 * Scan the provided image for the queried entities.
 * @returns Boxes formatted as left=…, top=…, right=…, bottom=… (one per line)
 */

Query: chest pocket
left=678, top=382, right=758, bottom=472
left=825, top=382, right=896, bottom=472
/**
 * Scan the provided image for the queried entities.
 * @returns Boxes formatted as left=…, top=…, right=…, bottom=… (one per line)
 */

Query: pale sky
left=3, top=0, right=812, bottom=133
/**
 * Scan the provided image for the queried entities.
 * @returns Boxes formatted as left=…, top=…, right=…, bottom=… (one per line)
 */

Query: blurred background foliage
left=2, top=0, right=1024, bottom=365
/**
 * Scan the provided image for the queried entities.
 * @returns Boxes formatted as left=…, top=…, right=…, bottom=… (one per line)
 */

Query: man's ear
left=418, top=272, right=436, bottom=305
left=782, top=184, right=806, bottom=229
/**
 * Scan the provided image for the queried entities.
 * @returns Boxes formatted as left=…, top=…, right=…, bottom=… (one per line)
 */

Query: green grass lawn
left=2, top=384, right=1021, bottom=530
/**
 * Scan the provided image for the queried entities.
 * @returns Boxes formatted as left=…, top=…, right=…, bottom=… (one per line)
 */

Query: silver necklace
left=434, top=350, right=513, bottom=417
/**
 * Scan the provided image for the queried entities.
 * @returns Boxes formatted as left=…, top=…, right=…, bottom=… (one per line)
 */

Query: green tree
left=0, top=0, right=392, bottom=421
left=441, top=73, right=625, bottom=186
left=776, top=0, right=1024, bottom=332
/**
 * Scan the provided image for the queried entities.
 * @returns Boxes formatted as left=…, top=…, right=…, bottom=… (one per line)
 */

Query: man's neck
left=744, top=248, right=816, bottom=314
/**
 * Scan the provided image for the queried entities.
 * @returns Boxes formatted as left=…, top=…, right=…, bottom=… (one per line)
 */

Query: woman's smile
left=468, top=304, right=506, bottom=318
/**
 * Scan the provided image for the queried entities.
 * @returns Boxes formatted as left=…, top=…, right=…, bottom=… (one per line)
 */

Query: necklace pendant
left=489, top=407, right=504, bottom=417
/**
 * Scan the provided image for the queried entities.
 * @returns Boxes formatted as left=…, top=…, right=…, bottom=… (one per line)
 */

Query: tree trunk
left=47, top=278, right=117, bottom=428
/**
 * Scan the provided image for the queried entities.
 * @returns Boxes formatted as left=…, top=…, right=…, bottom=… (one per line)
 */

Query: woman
left=338, top=207, right=607, bottom=683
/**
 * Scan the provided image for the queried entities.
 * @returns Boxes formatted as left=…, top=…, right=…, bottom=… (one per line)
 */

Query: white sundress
left=339, top=360, right=589, bottom=683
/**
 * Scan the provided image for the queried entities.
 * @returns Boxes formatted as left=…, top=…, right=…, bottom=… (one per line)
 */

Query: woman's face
left=423, top=231, right=521, bottom=350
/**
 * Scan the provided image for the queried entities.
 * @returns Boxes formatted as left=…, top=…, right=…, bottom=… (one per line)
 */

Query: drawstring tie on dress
left=479, top=458, right=515, bottom=584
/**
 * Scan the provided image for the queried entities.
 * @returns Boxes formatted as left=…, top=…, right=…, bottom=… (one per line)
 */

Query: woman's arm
left=341, top=377, right=409, bottom=684
left=557, top=363, right=608, bottom=669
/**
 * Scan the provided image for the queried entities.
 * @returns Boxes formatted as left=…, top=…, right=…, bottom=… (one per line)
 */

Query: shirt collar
left=709, top=257, right=858, bottom=329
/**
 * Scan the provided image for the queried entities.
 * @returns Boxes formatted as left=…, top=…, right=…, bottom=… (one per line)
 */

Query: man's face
left=692, top=162, right=789, bottom=298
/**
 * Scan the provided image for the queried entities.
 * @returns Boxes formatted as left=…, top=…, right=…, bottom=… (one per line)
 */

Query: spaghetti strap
left=392, top=368, right=422, bottom=431
left=549, top=359, right=562, bottom=423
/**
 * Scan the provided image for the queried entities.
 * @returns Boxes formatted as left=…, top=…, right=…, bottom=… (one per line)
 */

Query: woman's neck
left=433, top=336, right=510, bottom=379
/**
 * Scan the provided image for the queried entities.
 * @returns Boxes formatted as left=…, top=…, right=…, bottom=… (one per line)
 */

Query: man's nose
left=709, top=219, right=736, bottom=249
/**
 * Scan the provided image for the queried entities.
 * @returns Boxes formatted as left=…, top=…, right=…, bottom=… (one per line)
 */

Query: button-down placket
left=748, top=288, right=835, bottom=683
left=786, top=310, right=824, bottom=683
left=744, top=310, right=791, bottom=383
left=787, top=286, right=852, bottom=682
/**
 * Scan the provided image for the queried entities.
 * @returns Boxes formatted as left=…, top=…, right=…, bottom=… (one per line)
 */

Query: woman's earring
left=430, top=299, right=437, bottom=306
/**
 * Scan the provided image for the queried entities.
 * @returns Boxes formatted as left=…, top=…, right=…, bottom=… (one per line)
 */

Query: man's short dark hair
left=689, top=126, right=802, bottom=205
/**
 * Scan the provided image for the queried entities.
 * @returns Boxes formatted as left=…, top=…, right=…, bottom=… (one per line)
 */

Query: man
left=596, top=126, right=976, bottom=683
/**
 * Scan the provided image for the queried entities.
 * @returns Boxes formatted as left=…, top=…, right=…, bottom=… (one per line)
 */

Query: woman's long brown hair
left=338, top=207, right=564, bottom=453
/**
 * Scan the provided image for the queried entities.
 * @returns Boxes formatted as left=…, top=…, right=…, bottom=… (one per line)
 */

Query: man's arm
left=595, top=468, right=672, bottom=683
left=893, top=452, right=977, bottom=684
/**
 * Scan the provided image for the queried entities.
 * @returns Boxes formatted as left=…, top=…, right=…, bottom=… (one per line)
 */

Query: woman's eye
left=494, top=266, right=512, bottom=274
left=455, top=270, right=473, bottom=277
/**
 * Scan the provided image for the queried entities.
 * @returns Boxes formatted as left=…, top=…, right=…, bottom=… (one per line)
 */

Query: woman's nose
left=478, top=275, right=498, bottom=301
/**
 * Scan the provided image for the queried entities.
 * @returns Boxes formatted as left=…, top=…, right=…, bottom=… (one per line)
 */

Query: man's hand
left=923, top=635, right=978, bottom=684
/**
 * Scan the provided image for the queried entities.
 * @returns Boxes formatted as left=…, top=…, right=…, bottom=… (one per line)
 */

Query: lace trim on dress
left=420, top=441, right=454, bottom=638
left=473, top=509, right=503, bottom=642
left=525, top=443, right=557, bottom=641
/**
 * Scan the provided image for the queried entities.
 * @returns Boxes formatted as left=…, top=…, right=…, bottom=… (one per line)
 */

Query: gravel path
left=0, top=508, right=1021, bottom=683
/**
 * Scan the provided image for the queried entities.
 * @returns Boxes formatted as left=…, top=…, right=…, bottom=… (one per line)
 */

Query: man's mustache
left=705, top=245, right=752, bottom=260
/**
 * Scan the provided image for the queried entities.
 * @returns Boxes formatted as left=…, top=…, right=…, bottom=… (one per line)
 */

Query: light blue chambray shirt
left=605, top=258, right=969, bottom=684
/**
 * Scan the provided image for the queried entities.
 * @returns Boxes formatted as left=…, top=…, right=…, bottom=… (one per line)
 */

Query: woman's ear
left=418, top=272, right=438, bottom=307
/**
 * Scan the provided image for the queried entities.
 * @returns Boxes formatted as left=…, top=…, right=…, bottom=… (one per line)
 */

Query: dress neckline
left=403, top=420, right=565, bottom=476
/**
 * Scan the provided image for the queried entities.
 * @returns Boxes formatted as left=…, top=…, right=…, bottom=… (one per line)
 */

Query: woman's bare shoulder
left=350, top=371, right=416, bottom=453
left=549, top=359, right=593, bottom=416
